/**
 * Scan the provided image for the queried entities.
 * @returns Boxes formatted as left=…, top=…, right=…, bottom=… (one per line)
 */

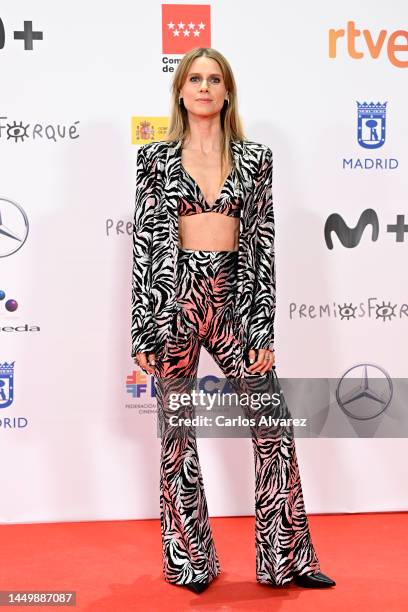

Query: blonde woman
left=131, top=47, right=335, bottom=594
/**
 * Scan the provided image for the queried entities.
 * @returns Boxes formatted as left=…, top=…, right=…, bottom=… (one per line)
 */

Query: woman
left=131, top=47, right=335, bottom=594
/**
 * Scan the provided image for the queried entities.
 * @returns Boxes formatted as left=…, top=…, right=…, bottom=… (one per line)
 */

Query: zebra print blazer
left=131, top=138, right=275, bottom=360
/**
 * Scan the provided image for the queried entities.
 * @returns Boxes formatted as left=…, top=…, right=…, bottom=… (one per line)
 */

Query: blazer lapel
left=161, top=137, right=255, bottom=344
left=162, top=139, right=183, bottom=291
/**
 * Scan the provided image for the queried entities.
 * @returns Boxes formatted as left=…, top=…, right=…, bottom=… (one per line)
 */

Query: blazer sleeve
left=131, top=145, right=157, bottom=357
left=247, top=146, right=276, bottom=352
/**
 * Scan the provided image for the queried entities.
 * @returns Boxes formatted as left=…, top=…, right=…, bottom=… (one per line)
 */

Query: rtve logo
left=329, top=21, right=408, bottom=67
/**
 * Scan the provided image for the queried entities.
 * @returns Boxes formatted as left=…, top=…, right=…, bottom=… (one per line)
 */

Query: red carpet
left=1, top=513, right=407, bottom=611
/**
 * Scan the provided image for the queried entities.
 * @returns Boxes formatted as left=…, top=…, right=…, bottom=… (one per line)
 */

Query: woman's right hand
left=134, top=352, right=156, bottom=374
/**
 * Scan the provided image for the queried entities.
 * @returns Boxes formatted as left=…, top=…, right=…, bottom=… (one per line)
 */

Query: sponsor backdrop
left=1, top=1, right=407, bottom=523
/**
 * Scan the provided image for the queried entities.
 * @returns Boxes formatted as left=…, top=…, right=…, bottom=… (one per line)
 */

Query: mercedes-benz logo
left=0, top=197, right=29, bottom=257
left=336, top=363, right=393, bottom=420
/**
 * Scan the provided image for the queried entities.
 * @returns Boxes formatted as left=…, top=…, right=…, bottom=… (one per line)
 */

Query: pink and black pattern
left=131, top=138, right=320, bottom=587
left=178, top=162, right=242, bottom=217
left=131, top=138, right=276, bottom=361
left=154, top=248, right=321, bottom=586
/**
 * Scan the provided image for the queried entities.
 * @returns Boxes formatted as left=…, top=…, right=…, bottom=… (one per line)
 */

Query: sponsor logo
left=0, top=17, right=43, bottom=51
left=329, top=21, right=408, bottom=68
left=162, top=4, right=211, bottom=54
left=342, top=101, right=398, bottom=170
left=0, top=116, right=80, bottom=142
left=0, top=290, right=41, bottom=333
left=324, top=209, right=408, bottom=248
left=0, top=290, right=18, bottom=312
left=0, top=361, right=14, bottom=409
left=289, top=297, right=408, bottom=321
left=336, top=363, right=393, bottom=420
left=0, top=197, right=29, bottom=257
left=357, top=101, right=386, bottom=149
left=130, top=117, right=169, bottom=145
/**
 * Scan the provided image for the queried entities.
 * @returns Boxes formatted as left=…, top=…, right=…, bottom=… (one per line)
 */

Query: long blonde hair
left=166, top=47, right=246, bottom=176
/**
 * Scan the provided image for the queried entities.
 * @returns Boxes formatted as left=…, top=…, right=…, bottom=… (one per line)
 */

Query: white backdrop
left=1, top=0, right=407, bottom=524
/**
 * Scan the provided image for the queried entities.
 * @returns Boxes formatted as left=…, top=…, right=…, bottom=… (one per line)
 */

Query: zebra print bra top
left=178, top=162, right=242, bottom=218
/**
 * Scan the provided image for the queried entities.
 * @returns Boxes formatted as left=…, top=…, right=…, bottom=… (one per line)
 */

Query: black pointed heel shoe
left=184, top=580, right=210, bottom=594
left=293, top=571, right=336, bottom=588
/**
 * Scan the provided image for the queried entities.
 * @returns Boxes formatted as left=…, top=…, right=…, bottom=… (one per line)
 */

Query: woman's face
left=180, top=56, right=228, bottom=118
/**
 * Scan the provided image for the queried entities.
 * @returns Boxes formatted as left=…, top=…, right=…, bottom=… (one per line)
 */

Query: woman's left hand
left=247, top=348, right=275, bottom=374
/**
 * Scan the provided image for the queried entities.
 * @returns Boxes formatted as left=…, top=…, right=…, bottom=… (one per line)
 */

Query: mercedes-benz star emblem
left=0, top=197, right=29, bottom=257
left=336, top=363, right=393, bottom=420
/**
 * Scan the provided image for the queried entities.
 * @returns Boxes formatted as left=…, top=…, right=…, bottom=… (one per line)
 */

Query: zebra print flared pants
left=153, top=247, right=321, bottom=586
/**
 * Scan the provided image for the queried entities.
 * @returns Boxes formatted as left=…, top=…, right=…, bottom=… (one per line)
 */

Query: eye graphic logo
left=0, top=290, right=18, bottom=312
left=337, top=301, right=397, bottom=321
left=357, top=101, right=387, bottom=149
left=6, top=121, right=30, bottom=142
left=375, top=301, right=396, bottom=320
left=0, top=362, right=15, bottom=409
left=338, top=303, right=358, bottom=319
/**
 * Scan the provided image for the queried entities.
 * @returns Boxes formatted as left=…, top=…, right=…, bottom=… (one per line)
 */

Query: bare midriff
left=178, top=213, right=240, bottom=251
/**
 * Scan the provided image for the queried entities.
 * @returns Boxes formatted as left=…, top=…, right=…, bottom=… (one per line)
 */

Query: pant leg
left=203, top=251, right=321, bottom=586
left=153, top=248, right=221, bottom=585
